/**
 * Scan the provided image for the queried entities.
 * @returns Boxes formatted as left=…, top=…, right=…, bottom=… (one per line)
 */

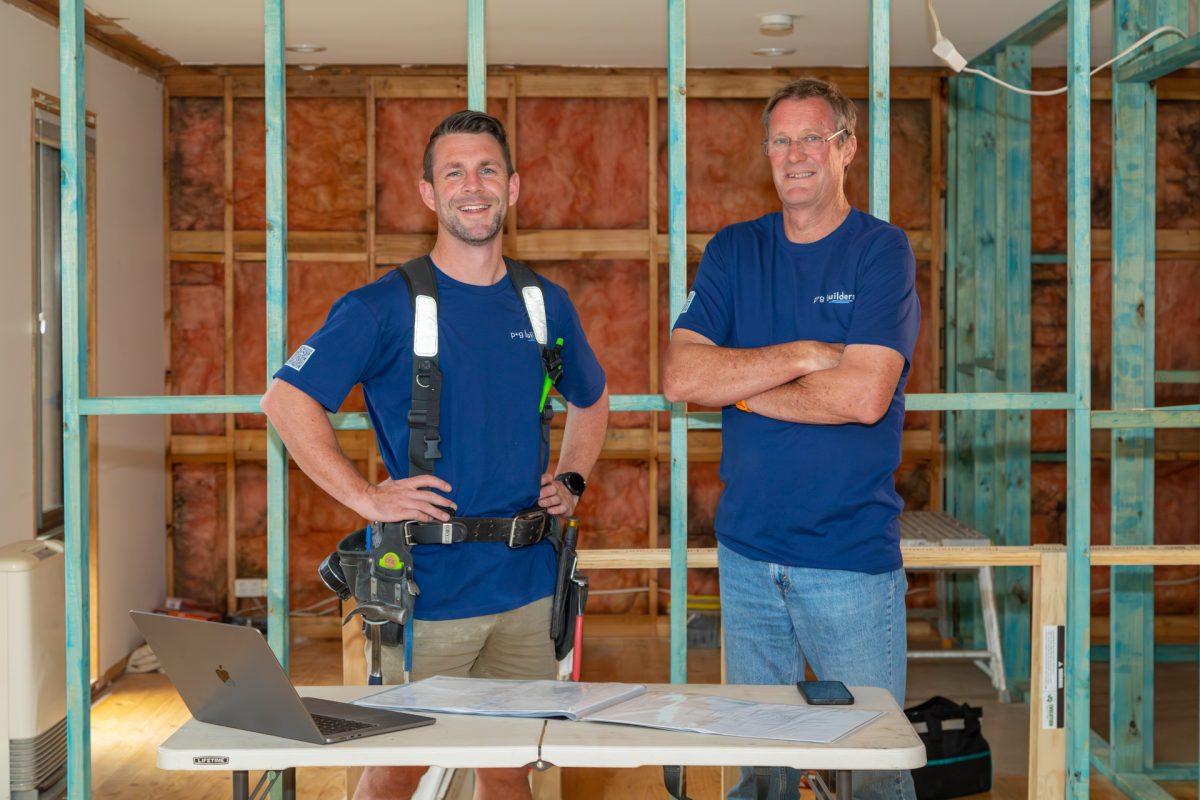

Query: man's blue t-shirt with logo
left=673, top=210, right=920, bottom=574
left=275, top=263, right=606, bottom=620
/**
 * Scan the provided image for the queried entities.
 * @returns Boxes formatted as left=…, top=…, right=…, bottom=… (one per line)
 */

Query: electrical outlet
left=234, top=578, right=268, bottom=598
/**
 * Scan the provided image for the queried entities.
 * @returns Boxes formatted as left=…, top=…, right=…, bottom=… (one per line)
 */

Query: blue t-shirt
left=275, top=263, right=606, bottom=620
left=673, top=210, right=920, bottom=574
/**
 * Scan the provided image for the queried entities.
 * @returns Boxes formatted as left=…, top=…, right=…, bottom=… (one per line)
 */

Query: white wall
left=0, top=3, right=165, bottom=674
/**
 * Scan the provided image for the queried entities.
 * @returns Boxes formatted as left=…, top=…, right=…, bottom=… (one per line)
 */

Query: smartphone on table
left=796, top=680, right=855, bottom=705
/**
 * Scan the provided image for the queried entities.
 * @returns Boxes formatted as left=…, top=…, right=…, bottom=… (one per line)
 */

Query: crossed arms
left=661, top=328, right=904, bottom=425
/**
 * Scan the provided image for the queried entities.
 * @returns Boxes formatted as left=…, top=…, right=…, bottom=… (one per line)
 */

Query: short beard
left=444, top=208, right=506, bottom=246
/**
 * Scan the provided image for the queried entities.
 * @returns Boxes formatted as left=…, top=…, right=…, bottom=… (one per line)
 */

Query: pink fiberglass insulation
left=234, top=463, right=366, bottom=613
left=232, top=260, right=367, bottom=429
left=516, top=98, right=648, bottom=229
left=536, top=260, right=650, bottom=428
left=170, top=97, right=224, bottom=231
left=233, top=98, right=368, bottom=232
left=171, top=261, right=225, bottom=435
left=172, top=463, right=227, bottom=611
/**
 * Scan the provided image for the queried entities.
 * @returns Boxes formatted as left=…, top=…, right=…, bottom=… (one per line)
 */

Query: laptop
left=130, top=611, right=434, bottom=744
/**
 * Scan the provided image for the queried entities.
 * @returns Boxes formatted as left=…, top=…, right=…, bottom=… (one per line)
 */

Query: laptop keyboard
left=311, top=713, right=374, bottom=736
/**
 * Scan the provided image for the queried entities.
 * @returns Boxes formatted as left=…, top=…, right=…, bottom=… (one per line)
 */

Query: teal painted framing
left=59, top=0, right=90, bottom=797
left=1109, top=0, right=1159, bottom=778
left=997, top=45, right=1033, bottom=694
left=869, top=0, right=889, bottom=221
left=666, top=0, right=688, bottom=684
left=264, top=0, right=290, bottom=668
left=467, top=0, right=486, bottom=111
left=1115, top=32, right=1200, bottom=82
left=1064, top=0, right=1093, bottom=796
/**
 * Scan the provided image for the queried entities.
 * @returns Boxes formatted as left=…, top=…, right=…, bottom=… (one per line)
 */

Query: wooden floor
left=89, top=626, right=1198, bottom=799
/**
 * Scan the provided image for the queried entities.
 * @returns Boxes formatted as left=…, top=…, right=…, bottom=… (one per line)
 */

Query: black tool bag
left=904, top=695, right=991, bottom=800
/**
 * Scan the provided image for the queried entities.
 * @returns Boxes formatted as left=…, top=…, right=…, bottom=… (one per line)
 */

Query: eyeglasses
left=762, top=129, right=847, bottom=157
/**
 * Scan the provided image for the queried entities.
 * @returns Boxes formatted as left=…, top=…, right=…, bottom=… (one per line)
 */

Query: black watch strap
left=555, top=471, right=586, bottom=498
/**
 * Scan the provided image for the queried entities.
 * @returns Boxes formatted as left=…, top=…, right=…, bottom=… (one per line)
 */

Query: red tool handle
left=571, top=615, right=584, bottom=681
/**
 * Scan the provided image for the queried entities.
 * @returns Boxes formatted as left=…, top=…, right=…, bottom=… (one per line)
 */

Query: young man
left=663, top=78, right=920, bottom=800
left=261, top=110, right=609, bottom=799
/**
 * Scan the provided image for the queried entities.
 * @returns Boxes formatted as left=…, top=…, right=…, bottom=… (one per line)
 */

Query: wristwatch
left=555, top=471, right=587, bottom=498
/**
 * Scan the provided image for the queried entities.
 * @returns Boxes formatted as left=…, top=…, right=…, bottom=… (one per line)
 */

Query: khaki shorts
left=379, top=596, right=556, bottom=683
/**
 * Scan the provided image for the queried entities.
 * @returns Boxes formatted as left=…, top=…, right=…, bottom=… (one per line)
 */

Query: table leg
left=662, top=765, right=688, bottom=799
left=835, top=770, right=852, bottom=798
left=281, top=768, right=296, bottom=800
left=232, top=771, right=249, bottom=800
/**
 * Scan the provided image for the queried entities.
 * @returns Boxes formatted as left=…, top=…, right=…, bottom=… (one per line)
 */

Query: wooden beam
left=4, top=0, right=176, bottom=77
left=1028, top=549, right=1067, bottom=799
left=577, top=545, right=1061, bottom=570
left=1116, top=32, right=1200, bottom=83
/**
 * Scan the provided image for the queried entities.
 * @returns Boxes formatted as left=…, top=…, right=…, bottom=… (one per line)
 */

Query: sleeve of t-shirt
left=672, top=228, right=733, bottom=346
left=845, top=231, right=920, bottom=364
left=550, top=290, right=607, bottom=409
left=272, top=293, right=383, bottom=413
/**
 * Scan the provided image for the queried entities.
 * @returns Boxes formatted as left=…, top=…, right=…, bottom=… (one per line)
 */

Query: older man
left=663, top=78, right=920, bottom=800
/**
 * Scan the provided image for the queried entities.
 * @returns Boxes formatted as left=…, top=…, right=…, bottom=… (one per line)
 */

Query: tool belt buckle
left=508, top=509, right=546, bottom=549
left=401, top=520, right=418, bottom=547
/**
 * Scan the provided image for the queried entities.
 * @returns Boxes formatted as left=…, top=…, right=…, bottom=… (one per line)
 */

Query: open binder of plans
left=356, top=677, right=883, bottom=744
left=356, top=676, right=646, bottom=721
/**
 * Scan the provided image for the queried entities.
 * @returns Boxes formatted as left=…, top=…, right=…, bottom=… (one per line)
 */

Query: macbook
left=131, top=610, right=434, bottom=744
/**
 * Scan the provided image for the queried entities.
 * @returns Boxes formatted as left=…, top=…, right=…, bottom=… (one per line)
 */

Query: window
left=33, top=97, right=94, bottom=536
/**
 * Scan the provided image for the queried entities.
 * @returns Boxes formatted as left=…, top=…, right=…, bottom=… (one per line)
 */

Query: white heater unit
left=1, top=539, right=67, bottom=800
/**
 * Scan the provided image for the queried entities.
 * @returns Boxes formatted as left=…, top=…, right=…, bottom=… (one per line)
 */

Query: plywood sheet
left=233, top=261, right=367, bottom=429
left=233, top=97, right=368, bottom=232
left=374, top=98, right=506, bottom=236
left=169, top=97, right=224, bottom=231
left=516, top=98, right=648, bottom=230
left=170, top=261, right=225, bottom=435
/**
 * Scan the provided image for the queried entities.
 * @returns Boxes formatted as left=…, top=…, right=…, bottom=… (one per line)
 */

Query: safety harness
left=319, top=255, right=565, bottom=681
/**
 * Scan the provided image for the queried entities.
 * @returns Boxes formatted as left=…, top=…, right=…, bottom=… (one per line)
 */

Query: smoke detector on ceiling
left=753, top=47, right=796, bottom=57
left=759, top=14, right=795, bottom=35
left=285, top=43, right=326, bottom=54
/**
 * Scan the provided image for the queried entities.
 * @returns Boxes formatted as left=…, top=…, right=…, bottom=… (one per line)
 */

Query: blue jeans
left=719, top=542, right=916, bottom=800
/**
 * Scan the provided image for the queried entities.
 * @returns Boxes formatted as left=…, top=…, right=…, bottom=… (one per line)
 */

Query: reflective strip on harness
left=413, top=294, right=438, bottom=357
left=521, top=285, right=547, bottom=346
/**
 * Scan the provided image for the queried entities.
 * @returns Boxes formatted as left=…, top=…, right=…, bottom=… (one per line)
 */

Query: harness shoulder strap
left=504, top=258, right=563, bottom=473
left=398, top=257, right=443, bottom=477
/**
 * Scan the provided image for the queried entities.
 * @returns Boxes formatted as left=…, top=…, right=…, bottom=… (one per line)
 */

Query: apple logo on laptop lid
left=215, top=665, right=236, bottom=687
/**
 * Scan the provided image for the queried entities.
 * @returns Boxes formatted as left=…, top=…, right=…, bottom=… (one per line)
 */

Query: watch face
left=557, top=472, right=586, bottom=496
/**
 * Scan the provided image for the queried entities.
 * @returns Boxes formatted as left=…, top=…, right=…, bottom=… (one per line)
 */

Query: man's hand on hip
left=537, top=472, right=579, bottom=517
left=356, top=476, right=456, bottom=522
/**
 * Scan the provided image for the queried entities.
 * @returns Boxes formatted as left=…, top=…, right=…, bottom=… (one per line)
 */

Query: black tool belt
left=381, top=508, right=551, bottom=549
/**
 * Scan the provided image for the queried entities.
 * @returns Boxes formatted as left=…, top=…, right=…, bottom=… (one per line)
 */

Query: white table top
left=158, top=684, right=925, bottom=773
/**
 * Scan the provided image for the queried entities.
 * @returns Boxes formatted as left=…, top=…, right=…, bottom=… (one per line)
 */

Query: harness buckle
left=509, top=509, right=547, bottom=548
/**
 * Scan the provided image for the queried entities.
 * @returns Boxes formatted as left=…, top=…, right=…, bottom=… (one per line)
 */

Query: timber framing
left=3, top=0, right=175, bottom=77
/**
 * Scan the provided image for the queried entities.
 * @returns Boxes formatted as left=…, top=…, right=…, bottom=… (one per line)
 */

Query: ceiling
left=78, top=0, right=1197, bottom=71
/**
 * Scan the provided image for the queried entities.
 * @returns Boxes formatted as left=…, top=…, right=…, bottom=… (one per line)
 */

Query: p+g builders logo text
left=813, top=291, right=855, bottom=305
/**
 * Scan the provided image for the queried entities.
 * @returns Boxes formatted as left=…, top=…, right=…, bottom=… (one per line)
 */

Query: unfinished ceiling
left=80, top=0, right=1156, bottom=70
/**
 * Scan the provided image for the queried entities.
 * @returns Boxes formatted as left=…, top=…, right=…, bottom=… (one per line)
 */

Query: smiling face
left=419, top=132, right=519, bottom=246
left=766, top=97, right=856, bottom=217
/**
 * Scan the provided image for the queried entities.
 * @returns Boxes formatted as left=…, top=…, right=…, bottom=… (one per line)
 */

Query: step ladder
left=901, top=511, right=1008, bottom=701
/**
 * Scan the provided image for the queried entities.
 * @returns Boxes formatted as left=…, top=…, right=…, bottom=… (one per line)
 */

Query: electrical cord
left=927, top=0, right=1188, bottom=96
